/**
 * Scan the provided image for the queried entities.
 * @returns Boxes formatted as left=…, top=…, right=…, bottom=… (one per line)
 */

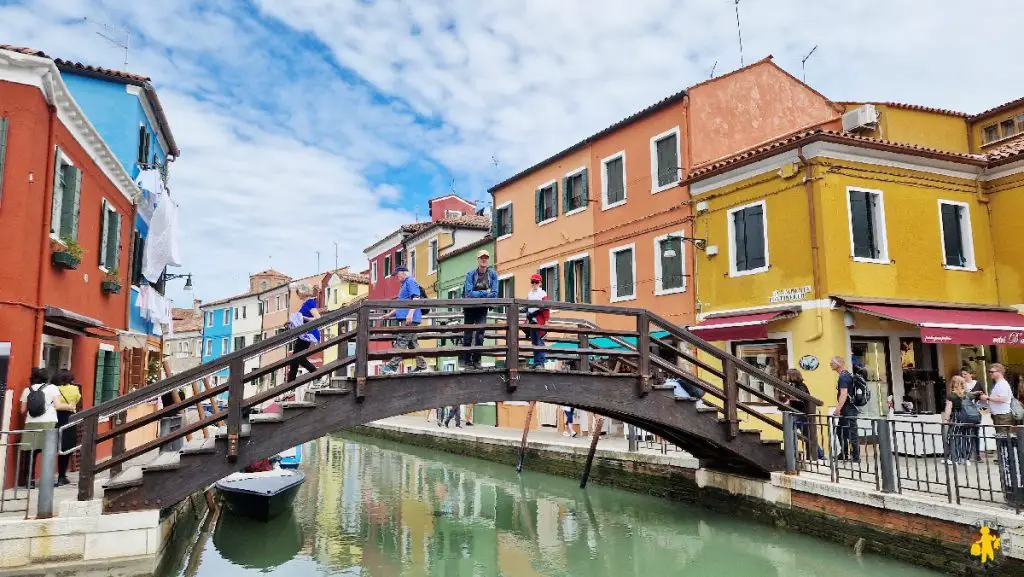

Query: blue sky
left=2, top=0, right=1023, bottom=305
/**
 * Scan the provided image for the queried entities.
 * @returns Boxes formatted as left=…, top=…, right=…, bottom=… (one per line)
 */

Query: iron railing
left=0, top=426, right=58, bottom=519
left=785, top=413, right=1024, bottom=510
left=70, top=298, right=822, bottom=502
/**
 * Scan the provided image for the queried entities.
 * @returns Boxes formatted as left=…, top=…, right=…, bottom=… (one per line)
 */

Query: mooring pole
left=580, top=416, right=604, bottom=488
left=516, top=401, right=537, bottom=473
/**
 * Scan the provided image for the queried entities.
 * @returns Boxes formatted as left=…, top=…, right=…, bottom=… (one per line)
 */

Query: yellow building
left=685, top=124, right=1024, bottom=429
left=320, top=268, right=369, bottom=379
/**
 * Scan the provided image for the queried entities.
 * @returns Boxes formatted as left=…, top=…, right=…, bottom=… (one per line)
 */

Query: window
left=137, top=125, right=151, bottom=165
left=609, top=244, right=636, bottom=302
left=234, top=308, right=239, bottom=320
left=982, top=124, right=999, bottom=144
left=446, top=287, right=461, bottom=314
left=601, top=152, right=626, bottom=209
left=242, top=306, right=247, bottom=319
left=206, top=312, right=213, bottom=328
left=445, top=210, right=463, bottom=218
left=1000, top=119, right=1016, bottom=140
left=234, top=336, right=245, bottom=351
left=732, top=340, right=788, bottom=404
left=349, top=282, right=358, bottom=295
left=97, top=200, right=121, bottom=271
left=253, top=333, right=263, bottom=344
left=563, top=168, right=588, bottom=214
left=93, top=347, right=122, bottom=405
left=498, top=275, right=515, bottom=300
left=0, top=118, right=8, bottom=207
left=371, top=261, right=378, bottom=284
left=428, top=239, right=439, bottom=273
left=50, top=148, right=81, bottom=241
left=651, top=127, right=680, bottom=192
left=410, top=249, right=417, bottom=276
left=655, top=233, right=685, bottom=294
left=223, top=309, right=231, bottom=324
left=535, top=181, right=558, bottom=223
left=260, top=280, right=268, bottom=291
left=395, top=249, right=404, bottom=269
left=130, top=229, right=145, bottom=286
left=939, top=201, right=975, bottom=270
left=204, top=339, right=212, bottom=356
left=847, top=188, right=889, bottom=263
left=384, top=255, right=393, bottom=278
left=728, top=201, right=769, bottom=276
left=493, top=203, right=513, bottom=238
left=258, top=300, right=265, bottom=316
left=538, top=264, right=560, bottom=301
left=178, top=341, right=189, bottom=353
left=221, top=337, right=230, bottom=355
left=564, top=255, right=591, bottom=303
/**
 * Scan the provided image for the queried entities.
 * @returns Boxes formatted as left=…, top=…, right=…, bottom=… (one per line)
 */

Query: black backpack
left=27, top=384, right=48, bottom=418
left=850, top=372, right=871, bottom=407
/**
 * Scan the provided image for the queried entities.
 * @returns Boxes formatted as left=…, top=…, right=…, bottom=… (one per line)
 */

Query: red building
left=0, top=49, right=138, bottom=484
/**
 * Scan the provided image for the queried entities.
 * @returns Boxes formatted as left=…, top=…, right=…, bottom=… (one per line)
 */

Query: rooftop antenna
left=315, top=251, right=320, bottom=274
left=709, top=60, right=718, bottom=79
left=333, top=242, right=339, bottom=271
left=83, top=17, right=131, bottom=70
left=733, top=0, right=745, bottom=67
left=801, top=45, right=818, bottom=82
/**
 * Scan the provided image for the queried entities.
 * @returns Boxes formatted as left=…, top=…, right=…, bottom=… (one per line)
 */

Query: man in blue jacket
left=461, top=250, right=498, bottom=369
left=380, top=267, right=428, bottom=373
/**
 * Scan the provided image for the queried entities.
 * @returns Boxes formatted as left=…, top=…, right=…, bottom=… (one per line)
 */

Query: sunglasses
left=531, top=280, right=541, bottom=284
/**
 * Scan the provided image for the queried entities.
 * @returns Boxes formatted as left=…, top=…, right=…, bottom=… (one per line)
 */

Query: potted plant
left=51, top=238, right=84, bottom=270
left=101, top=269, right=122, bottom=294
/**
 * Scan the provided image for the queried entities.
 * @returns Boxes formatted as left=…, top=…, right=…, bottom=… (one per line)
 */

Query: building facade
left=200, top=300, right=233, bottom=384
left=164, top=301, right=203, bottom=375
left=321, top=268, right=369, bottom=379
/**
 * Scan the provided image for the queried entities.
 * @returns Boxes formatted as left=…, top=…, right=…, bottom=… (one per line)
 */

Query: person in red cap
left=524, top=273, right=550, bottom=367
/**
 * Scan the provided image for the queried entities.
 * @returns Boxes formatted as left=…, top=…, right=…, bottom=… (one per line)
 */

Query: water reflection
left=164, top=434, right=940, bottom=577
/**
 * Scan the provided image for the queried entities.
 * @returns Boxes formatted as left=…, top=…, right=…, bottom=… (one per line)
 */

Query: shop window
left=900, top=338, right=941, bottom=414
left=564, top=255, right=591, bottom=303
left=731, top=340, right=788, bottom=404
left=851, top=338, right=892, bottom=418
left=728, top=201, right=768, bottom=275
left=535, top=181, right=558, bottom=223
left=848, top=188, right=888, bottom=263
left=958, top=345, right=999, bottom=393
left=939, top=201, right=975, bottom=269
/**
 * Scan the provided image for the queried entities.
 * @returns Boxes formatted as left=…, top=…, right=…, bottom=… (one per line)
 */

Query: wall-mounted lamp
left=662, top=235, right=708, bottom=257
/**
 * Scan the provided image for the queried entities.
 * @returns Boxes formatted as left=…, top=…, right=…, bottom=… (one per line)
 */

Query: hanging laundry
left=134, top=169, right=162, bottom=224
left=142, top=188, right=182, bottom=283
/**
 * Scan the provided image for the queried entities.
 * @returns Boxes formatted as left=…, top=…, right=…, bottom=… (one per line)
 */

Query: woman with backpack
left=53, top=370, right=82, bottom=486
left=942, top=375, right=971, bottom=465
left=286, top=284, right=322, bottom=383
left=18, top=368, right=60, bottom=488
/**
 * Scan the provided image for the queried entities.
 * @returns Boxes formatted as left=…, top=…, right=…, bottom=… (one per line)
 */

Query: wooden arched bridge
left=70, top=298, right=820, bottom=513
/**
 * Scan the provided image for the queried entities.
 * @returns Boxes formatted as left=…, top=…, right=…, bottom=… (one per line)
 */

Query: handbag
left=1011, top=397, right=1024, bottom=424
left=958, top=397, right=982, bottom=424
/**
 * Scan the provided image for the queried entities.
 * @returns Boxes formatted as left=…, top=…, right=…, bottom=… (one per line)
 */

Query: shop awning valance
left=689, top=309, right=798, bottom=342
left=848, top=303, right=1024, bottom=346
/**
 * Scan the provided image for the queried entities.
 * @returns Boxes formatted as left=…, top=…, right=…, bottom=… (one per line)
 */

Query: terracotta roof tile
left=986, top=134, right=1024, bottom=165
left=440, top=235, right=493, bottom=260
left=252, top=268, right=290, bottom=278
left=402, top=215, right=492, bottom=245
left=171, top=308, right=202, bottom=333
left=687, top=129, right=986, bottom=182
left=331, top=269, right=370, bottom=284
left=839, top=101, right=968, bottom=118
left=201, top=291, right=255, bottom=308
left=969, top=96, right=1024, bottom=122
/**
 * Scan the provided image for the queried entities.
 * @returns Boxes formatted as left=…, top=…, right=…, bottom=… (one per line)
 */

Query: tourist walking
left=445, top=405, right=462, bottom=428
left=18, top=368, right=60, bottom=488
left=978, top=364, right=1020, bottom=497
left=52, top=369, right=82, bottom=486
left=963, top=367, right=985, bottom=461
left=380, top=267, right=428, bottom=373
left=461, top=250, right=498, bottom=369
left=942, top=375, right=970, bottom=465
left=524, top=273, right=550, bottom=367
left=287, top=283, right=322, bottom=383
left=562, top=405, right=577, bottom=437
left=830, top=357, right=860, bottom=462
left=785, top=368, right=825, bottom=460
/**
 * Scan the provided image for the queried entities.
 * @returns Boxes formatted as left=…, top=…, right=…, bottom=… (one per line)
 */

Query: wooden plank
left=506, top=305, right=520, bottom=379
left=723, top=358, right=739, bottom=440
left=103, top=466, right=143, bottom=490
left=518, top=345, right=639, bottom=357
left=578, top=334, right=590, bottom=372
left=95, top=381, right=228, bottom=443
left=226, top=358, right=245, bottom=462
left=516, top=401, right=536, bottom=473
left=521, top=324, right=639, bottom=337
left=636, top=312, right=651, bottom=398
left=367, top=345, right=507, bottom=360
left=77, top=415, right=97, bottom=501
left=369, top=323, right=506, bottom=334
left=355, top=307, right=369, bottom=400
left=580, top=416, right=604, bottom=488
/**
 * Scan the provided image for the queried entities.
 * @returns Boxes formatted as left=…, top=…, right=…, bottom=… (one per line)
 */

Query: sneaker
left=562, top=431, right=571, bottom=437
left=571, top=431, right=579, bottom=438
left=381, top=365, right=398, bottom=375
left=944, top=459, right=956, bottom=465
left=695, top=400, right=709, bottom=410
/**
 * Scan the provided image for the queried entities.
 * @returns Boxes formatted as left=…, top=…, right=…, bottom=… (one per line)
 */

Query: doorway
left=850, top=337, right=892, bottom=418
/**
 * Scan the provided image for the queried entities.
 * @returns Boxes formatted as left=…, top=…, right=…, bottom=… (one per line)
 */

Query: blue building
left=57, top=58, right=180, bottom=338
left=200, top=302, right=234, bottom=382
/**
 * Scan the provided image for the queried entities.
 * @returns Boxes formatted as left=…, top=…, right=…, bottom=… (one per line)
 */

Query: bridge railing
left=70, top=298, right=820, bottom=501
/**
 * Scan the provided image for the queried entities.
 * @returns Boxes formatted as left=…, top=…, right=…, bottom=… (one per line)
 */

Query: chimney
left=193, top=299, right=202, bottom=313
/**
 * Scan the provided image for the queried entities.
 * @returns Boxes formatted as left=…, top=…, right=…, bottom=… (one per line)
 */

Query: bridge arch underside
left=105, top=372, right=783, bottom=512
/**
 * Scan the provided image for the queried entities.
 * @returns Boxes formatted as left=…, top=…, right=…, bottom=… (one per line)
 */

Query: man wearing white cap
left=461, top=249, right=498, bottom=369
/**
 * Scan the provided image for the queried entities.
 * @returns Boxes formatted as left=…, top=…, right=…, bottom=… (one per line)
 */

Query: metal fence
left=785, top=413, right=1024, bottom=510
left=0, top=426, right=59, bottom=519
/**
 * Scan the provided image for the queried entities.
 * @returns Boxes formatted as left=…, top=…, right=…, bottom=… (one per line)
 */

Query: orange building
left=489, top=57, right=841, bottom=329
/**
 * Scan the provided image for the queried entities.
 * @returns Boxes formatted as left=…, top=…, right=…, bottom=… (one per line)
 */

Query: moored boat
left=278, top=444, right=302, bottom=469
left=215, top=469, right=305, bottom=521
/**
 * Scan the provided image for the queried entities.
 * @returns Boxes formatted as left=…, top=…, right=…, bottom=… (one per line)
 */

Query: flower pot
left=51, top=251, right=80, bottom=270
left=101, top=281, right=121, bottom=294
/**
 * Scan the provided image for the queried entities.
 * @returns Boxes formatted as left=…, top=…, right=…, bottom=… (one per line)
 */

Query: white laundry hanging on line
left=142, top=187, right=182, bottom=283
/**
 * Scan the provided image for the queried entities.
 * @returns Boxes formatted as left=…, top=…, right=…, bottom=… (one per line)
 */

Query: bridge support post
left=77, top=414, right=97, bottom=501
left=578, top=333, right=590, bottom=372
left=110, top=411, right=126, bottom=477
left=516, top=401, right=536, bottom=473
left=783, top=411, right=798, bottom=474
left=226, top=358, right=244, bottom=463
left=580, top=416, right=604, bottom=488
left=722, top=358, right=739, bottom=440
left=355, top=306, right=369, bottom=401
left=876, top=417, right=897, bottom=493
left=636, top=312, right=651, bottom=397
left=506, top=302, right=519, bottom=391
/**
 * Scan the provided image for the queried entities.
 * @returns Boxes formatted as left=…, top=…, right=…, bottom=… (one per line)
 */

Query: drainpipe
left=31, top=103, right=60, bottom=366
left=124, top=202, right=139, bottom=333
left=976, top=168, right=1003, bottom=305
left=797, top=147, right=824, bottom=341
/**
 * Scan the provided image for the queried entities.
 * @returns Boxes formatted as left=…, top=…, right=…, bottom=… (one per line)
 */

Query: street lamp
left=661, top=236, right=707, bottom=258
left=162, top=272, right=193, bottom=290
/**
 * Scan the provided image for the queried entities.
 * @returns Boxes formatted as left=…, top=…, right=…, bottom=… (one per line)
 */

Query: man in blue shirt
left=461, top=250, right=498, bottom=369
left=380, top=267, right=428, bottom=373
left=830, top=356, right=860, bottom=461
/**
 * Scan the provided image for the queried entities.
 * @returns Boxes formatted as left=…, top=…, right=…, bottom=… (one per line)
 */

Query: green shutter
left=60, top=166, right=81, bottom=239
left=551, top=181, right=559, bottom=218
left=51, top=148, right=63, bottom=236
left=508, top=205, right=513, bottom=235
left=535, top=188, right=543, bottom=223
left=0, top=118, right=8, bottom=205
left=562, top=177, right=570, bottom=213
left=492, top=207, right=499, bottom=235
left=582, top=257, right=591, bottom=303
left=552, top=264, right=560, bottom=301
left=580, top=169, right=589, bottom=208
left=99, top=200, right=110, bottom=268
left=94, top=351, right=106, bottom=406
left=113, top=212, right=122, bottom=270
left=564, top=261, right=576, bottom=303
left=103, top=351, right=121, bottom=403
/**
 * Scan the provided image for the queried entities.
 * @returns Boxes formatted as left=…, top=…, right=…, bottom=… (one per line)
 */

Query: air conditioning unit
left=842, top=104, right=879, bottom=133
left=695, top=201, right=709, bottom=214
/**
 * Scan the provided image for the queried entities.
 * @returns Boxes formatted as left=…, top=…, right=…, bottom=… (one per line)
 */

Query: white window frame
left=653, top=230, right=687, bottom=295
left=650, top=126, right=681, bottom=194
left=371, top=261, right=378, bottom=284
left=564, top=166, right=588, bottom=217
left=39, top=334, right=73, bottom=369
left=727, top=200, right=770, bottom=277
left=937, top=199, right=977, bottom=271
left=565, top=251, right=590, bottom=303
left=384, top=254, right=393, bottom=278
left=223, top=309, right=231, bottom=325
left=497, top=273, right=515, bottom=299
left=601, top=151, right=627, bottom=211
left=275, top=295, right=282, bottom=311
left=537, top=179, right=558, bottom=226
left=845, top=186, right=890, bottom=265
left=410, top=249, right=417, bottom=276
left=206, top=312, right=213, bottom=328
left=395, top=248, right=404, bottom=270
left=537, top=261, right=559, bottom=300
left=97, top=199, right=119, bottom=272
left=221, top=337, right=229, bottom=355
left=428, top=238, right=439, bottom=274
left=609, top=243, right=637, bottom=303
left=495, top=201, right=513, bottom=240
left=205, top=339, right=212, bottom=356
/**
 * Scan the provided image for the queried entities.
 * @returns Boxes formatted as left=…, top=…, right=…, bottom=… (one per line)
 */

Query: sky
left=2, top=0, right=1023, bottom=306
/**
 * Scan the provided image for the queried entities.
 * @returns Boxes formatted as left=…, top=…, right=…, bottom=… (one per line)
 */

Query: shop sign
left=769, top=285, right=811, bottom=304
left=799, top=355, right=819, bottom=371
left=991, top=331, right=1023, bottom=345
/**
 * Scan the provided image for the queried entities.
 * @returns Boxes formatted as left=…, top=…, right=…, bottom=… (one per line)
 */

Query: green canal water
left=158, top=434, right=941, bottom=577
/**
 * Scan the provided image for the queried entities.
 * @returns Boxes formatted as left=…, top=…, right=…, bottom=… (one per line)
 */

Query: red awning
left=689, top=310, right=796, bottom=342
left=849, top=304, right=1024, bottom=346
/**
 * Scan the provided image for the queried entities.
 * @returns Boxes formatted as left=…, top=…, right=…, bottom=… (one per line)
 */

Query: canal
left=158, top=434, right=942, bottom=576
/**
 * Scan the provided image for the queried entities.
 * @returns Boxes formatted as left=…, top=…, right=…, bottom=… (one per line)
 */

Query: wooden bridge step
left=279, top=401, right=317, bottom=410
left=249, top=412, right=284, bottom=423
left=760, top=439, right=783, bottom=447
left=739, top=429, right=761, bottom=435
left=181, top=438, right=217, bottom=456
left=142, top=451, right=181, bottom=472
left=696, top=406, right=719, bottom=414
left=651, top=384, right=676, bottom=391
left=313, top=387, right=350, bottom=396
left=215, top=426, right=251, bottom=439
left=104, top=466, right=143, bottom=490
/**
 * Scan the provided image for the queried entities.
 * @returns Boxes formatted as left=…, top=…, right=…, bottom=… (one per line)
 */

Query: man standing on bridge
left=461, top=250, right=498, bottom=370
left=380, top=267, right=428, bottom=374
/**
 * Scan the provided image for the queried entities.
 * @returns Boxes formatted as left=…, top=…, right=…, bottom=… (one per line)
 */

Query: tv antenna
left=733, top=0, right=745, bottom=66
left=801, top=45, right=818, bottom=82
left=709, top=60, right=718, bottom=79
left=83, top=17, right=131, bottom=70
